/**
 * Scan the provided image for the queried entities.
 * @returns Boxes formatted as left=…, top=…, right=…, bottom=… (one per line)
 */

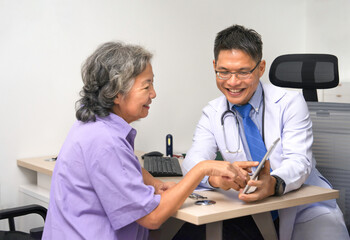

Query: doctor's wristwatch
left=272, top=175, right=286, bottom=196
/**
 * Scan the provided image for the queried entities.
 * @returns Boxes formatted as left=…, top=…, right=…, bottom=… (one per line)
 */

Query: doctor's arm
left=240, top=93, right=313, bottom=202
left=271, top=93, right=313, bottom=192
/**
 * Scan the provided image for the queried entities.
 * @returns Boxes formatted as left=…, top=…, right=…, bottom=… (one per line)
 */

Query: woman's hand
left=203, top=160, right=259, bottom=191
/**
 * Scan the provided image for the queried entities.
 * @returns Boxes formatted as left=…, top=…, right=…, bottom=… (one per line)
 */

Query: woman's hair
left=76, top=41, right=153, bottom=122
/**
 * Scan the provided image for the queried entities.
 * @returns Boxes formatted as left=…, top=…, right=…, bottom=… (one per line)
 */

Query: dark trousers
left=172, top=215, right=279, bottom=240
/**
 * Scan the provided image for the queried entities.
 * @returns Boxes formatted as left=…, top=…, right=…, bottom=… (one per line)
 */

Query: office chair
left=0, top=204, right=47, bottom=240
left=269, top=54, right=349, bottom=232
left=269, top=54, right=339, bottom=101
left=307, top=102, right=350, bottom=232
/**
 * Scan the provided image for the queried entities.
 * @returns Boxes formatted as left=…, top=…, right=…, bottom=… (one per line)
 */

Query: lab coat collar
left=261, top=82, right=287, bottom=104
left=208, top=82, right=287, bottom=118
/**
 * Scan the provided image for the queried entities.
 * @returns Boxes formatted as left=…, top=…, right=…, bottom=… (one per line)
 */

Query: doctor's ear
left=213, top=60, right=216, bottom=70
left=258, top=60, right=266, bottom=77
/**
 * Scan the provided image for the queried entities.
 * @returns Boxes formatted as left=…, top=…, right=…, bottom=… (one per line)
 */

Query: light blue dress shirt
left=201, top=82, right=264, bottom=188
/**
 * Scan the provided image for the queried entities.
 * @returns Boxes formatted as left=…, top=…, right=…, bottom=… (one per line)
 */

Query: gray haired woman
left=42, top=41, right=257, bottom=240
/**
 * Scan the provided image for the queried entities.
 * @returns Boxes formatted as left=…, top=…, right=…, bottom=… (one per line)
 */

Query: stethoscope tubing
left=221, top=95, right=266, bottom=151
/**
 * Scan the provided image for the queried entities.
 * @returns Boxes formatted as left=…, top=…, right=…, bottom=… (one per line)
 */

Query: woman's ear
left=113, top=93, right=121, bottom=105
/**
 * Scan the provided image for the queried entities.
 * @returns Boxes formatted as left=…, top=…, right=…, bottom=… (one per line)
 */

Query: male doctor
left=182, top=25, right=349, bottom=240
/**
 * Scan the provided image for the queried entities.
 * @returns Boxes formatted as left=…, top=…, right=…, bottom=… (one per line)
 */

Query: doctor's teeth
left=229, top=89, right=241, bottom=93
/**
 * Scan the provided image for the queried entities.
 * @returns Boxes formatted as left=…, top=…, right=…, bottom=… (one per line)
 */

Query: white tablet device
left=243, top=137, right=280, bottom=194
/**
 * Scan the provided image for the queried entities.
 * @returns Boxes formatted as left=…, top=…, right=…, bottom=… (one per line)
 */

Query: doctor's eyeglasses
left=215, top=60, right=261, bottom=81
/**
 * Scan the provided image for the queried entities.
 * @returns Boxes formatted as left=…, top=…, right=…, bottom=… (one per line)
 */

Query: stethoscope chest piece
left=194, top=200, right=216, bottom=205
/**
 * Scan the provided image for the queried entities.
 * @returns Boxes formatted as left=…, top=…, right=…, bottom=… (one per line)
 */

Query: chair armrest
left=30, top=226, right=45, bottom=239
left=0, top=204, right=47, bottom=221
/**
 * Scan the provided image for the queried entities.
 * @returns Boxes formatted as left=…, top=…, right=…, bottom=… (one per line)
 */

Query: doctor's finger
left=239, top=191, right=263, bottom=202
left=231, top=175, right=248, bottom=188
left=233, top=163, right=256, bottom=181
left=238, top=168, right=252, bottom=182
left=224, top=179, right=240, bottom=191
left=231, top=163, right=256, bottom=180
left=239, top=184, right=266, bottom=202
left=260, top=160, right=271, bottom=176
left=235, top=161, right=259, bottom=169
left=232, top=165, right=249, bottom=180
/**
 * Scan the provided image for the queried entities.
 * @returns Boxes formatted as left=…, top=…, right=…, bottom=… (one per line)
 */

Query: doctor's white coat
left=183, top=83, right=338, bottom=240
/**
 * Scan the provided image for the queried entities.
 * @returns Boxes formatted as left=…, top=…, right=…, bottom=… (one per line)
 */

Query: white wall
left=0, top=0, right=348, bottom=211
left=306, top=0, right=350, bottom=82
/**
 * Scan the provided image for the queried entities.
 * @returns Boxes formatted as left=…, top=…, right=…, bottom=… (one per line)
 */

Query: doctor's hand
left=238, top=160, right=276, bottom=202
left=208, top=161, right=259, bottom=191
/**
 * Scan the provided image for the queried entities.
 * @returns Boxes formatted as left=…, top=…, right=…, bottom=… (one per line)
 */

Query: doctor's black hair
left=214, top=24, right=262, bottom=63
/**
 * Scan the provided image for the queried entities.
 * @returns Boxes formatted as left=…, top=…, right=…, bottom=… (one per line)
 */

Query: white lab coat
left=183, top=83, right=339, bottom=240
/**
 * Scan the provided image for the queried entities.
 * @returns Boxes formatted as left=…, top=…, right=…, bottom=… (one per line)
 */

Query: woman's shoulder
left=69, top=118, right=124, bottom=148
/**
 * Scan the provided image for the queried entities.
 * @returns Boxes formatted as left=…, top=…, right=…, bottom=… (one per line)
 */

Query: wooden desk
left=175, top=185, right=338, bottom=239
left=17, top=155, right=56, bottom=176
left=17, top=154, right=339, bottom=240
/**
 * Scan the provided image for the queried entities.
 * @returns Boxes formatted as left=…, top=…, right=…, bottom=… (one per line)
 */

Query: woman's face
left=112, top=63, right=156, bottom=123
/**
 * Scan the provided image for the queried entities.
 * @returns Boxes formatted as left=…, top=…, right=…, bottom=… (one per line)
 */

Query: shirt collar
left=96, top=113, right=137, bottom=148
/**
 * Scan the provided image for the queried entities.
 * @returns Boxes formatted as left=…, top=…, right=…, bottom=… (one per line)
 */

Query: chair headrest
left=269, top=54, right=339, bottom=90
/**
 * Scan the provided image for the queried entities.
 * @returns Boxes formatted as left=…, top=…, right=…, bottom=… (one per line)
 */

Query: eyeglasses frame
left=215, top=60, right=261, bottom=80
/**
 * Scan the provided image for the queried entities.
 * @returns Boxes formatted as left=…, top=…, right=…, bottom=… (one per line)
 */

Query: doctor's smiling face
left=214, top=49, right=265, bottom=105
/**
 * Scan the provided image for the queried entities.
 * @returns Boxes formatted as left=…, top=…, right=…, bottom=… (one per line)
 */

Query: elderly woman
left=42, top=42, right=258, bottom=240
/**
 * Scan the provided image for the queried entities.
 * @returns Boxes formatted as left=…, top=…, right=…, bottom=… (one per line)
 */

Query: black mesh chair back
left=269, top=54, right=339, bottom=101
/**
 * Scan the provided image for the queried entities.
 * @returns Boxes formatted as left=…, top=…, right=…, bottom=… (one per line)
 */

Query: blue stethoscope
left=221, top=95, right=265, bottom=154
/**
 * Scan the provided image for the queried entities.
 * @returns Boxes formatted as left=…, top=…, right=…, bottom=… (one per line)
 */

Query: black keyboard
left=144, top=156, right=183, bottom=177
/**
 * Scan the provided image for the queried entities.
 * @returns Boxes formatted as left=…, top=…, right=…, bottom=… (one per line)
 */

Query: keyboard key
left=143, top=156, right=183, bottom=177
